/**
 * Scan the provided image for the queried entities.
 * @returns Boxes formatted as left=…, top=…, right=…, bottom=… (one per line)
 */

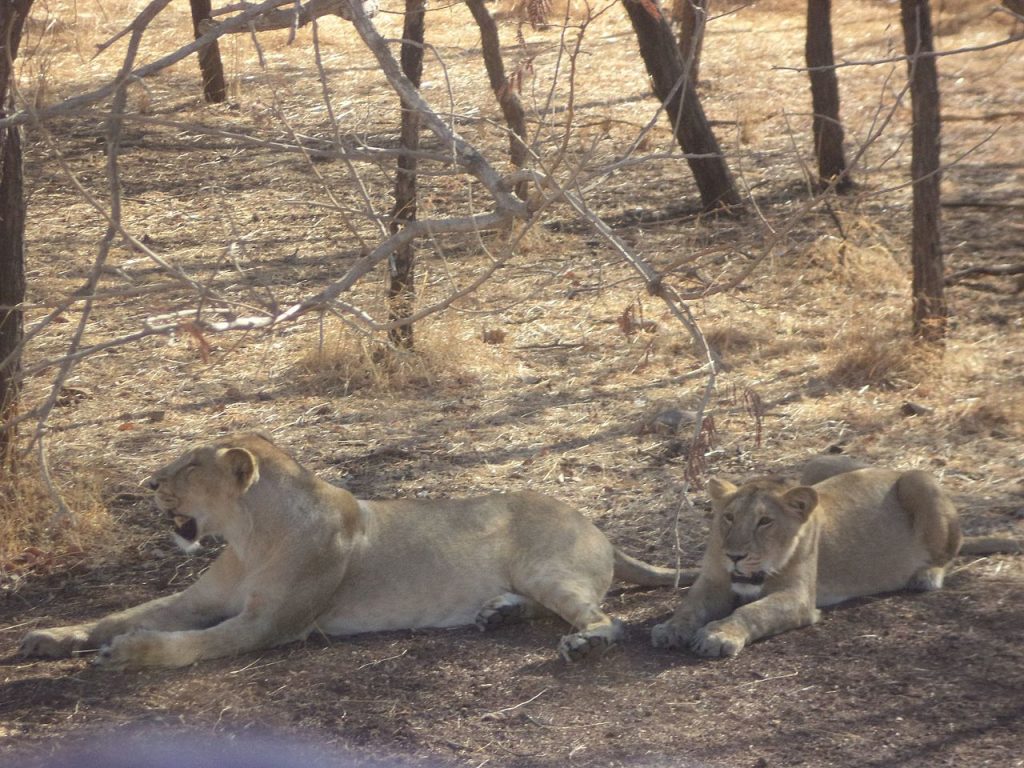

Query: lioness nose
left=143, top=476, right=159, bottom=491
left=727, top=553, right=745, bottom=564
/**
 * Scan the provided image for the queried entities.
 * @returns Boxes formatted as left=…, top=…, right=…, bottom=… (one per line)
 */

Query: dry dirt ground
left=1, top=0, right=1023, bottom=765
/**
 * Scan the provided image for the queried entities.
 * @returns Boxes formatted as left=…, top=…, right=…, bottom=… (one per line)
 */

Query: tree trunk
left=805, top=0, right=851, bottom=190
left=387, top=0, right=426, bottom=349
left=621, top=0, right=741, bottom=211
left=189, top=0, right=227, bottom=103
left=900, top=0, right=945, bottom=340
left=0, top=0, right=32, bottom=464
left=675, top=0, right=707, bottom=84
left=465, top=0, right=529, bottom=199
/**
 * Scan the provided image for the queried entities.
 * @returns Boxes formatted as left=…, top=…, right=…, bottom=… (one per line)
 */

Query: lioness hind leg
left=896, top=470, right=962, bottom=570
left=475, top=593, right=547, bottom=631
left=907, top=565, right=946, bottom=592
left=558, top=618, right=624, bottom=662
left=800, top=454, right=870, bottom=485
left=525, top=583, right=622, bottom=661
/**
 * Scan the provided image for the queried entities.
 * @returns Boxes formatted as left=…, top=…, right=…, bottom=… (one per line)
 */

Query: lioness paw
left=93, top=635, right=136, bottom=671
left=650, top=620, right=694, bottom=649
left=93, top=631, right=184, bottom=670
left=475, top=594, right=535, bottom=631
left=558, top=620, right=623, bottom=662
left=691, top=621, right=747, bottom=658
left=907, top=566, right=945, bottom=592
left=19, top=628, right=90, bottom=659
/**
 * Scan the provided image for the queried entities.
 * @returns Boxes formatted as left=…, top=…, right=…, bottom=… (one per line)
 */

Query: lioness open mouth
left=731, top=572, right=766, bottom=586
left=171, top=515, right=199, bottom=542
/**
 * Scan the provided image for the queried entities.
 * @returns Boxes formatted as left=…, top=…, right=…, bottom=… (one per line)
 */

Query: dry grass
left=803, top=220, right=907, bottom=295
left=953, top=394, right=1023, bottom=439
left=1, top=0, right=1022, bottom=763
left=2, top=0, right=1019, bottom=551
left=293, top=316, right=499, bottom=395
left=0, top=458, right=109, bottom=584
left=823, top=310, right=944, bottom=391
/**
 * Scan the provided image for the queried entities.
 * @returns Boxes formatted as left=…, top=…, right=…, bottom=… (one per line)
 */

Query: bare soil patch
left=2, top=1, right=1022, bottom=766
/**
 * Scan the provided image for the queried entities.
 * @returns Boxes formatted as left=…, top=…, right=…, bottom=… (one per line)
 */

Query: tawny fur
left=20, top=432, right=694, bottom=669
left=651, top=456, right=1019, bottom=657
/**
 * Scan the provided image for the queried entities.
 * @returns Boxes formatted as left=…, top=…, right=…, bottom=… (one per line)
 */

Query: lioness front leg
left=93, top=608, right=290, bottom=670
left=20, top=553, right=241, bottom=660
left=691, top=591, right=819, bottom=658
left=651, top=574, right=735, bottom=650
left=19, top=622, right=95, bottom=659
left=20, top=592, right=224, bottom=660
left=92, top=569, right=341, bottom=669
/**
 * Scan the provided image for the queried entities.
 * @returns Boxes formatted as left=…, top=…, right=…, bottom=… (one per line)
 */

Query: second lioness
left=651, top=457, right=1020, bottom=657
left=21, top=432, right=695, bottom=668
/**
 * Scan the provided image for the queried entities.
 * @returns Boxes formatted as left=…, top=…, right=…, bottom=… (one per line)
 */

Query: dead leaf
left=180, top=320, right=212, bottom=363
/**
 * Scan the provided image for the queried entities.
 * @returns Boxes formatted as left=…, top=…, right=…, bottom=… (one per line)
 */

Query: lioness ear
left=218, top=447, right=259, bottom=492
left=707, top=478, right=737, bottom=503
left=782, top=486, right=818, bottom=520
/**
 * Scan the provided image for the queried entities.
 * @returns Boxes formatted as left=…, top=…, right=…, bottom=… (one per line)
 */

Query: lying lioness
left=651, top=456, right=1020, bottom=657
left=20, top=432, right=695, bottom=668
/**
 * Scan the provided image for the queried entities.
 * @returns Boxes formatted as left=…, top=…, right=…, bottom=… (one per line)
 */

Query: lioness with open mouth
left=20, top=432, right=695, bottom=668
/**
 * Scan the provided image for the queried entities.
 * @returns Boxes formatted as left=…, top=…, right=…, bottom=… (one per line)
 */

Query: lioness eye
left=722, top=513, right=734, bottom=523
left=757, top=517, right=773, bottom=527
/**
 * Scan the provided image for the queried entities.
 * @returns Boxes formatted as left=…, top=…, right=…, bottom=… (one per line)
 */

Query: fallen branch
left=945, top=263, right=1024, bottom=285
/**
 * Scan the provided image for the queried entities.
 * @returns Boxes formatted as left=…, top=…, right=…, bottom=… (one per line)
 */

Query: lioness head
left=144, top=432, right=270, bottom=552
left=707, top=476, right=818, bottom=584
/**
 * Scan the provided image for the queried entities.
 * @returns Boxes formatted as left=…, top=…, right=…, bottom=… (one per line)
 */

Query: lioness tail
left=959, top=535, right=1022, bottom=556
left=612, top=549, right=699, bottom=587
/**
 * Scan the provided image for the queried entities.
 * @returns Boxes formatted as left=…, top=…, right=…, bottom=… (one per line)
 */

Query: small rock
left=642, top=408, right=698, bottom=435
left=55, top=386, right=90, bottom=407
left=901, top=401, right=933, bottom=417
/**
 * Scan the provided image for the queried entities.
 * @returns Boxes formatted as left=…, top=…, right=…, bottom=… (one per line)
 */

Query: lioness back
left=813, top=468, right=945, bottom=605
left=319, top=490, right=614, bottom=635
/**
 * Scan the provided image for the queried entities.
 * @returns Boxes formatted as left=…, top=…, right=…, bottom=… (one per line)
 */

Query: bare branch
left=210, top=0, right=378, bottom=34
left=0, top=0, right=293, bottom=129
left=775, top=32, right=1023, bottom=73
left=94, top=0, right=175, bottom=57
left=345, top=1, right=530, bottom=220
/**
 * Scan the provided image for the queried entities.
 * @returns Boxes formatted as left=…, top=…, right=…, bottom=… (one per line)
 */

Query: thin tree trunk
left=0, top=0, right=32, bottom=464
left=387, top=0, right=426, bottom=349
left=805, top=0, right=851, bottom=190
left=621, top=0, right=741, bottom=211
left=0, top=127, right=25, bottom=464
left=465, top=0, right=529, bottom=199
left=675, top=0, right=707, bottom=84
left=900, top=0, right=945, bottom=340
left=189, top=0, right=227, bottom=103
